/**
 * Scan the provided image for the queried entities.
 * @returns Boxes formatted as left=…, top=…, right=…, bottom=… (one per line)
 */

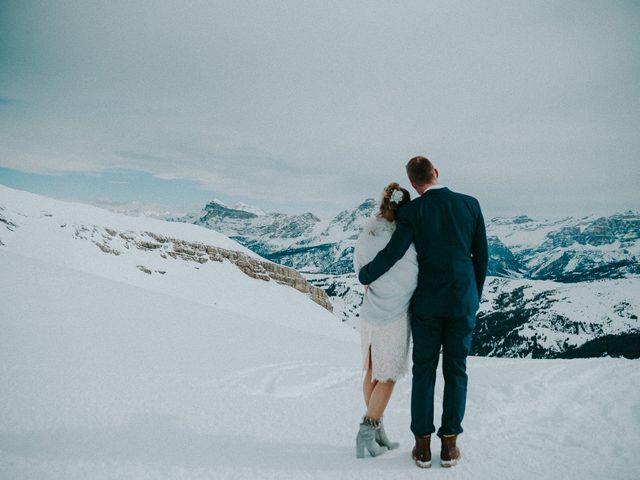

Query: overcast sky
left=1, top=0, right=638, bottom=217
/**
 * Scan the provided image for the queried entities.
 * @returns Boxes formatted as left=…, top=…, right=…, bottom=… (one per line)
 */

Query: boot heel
left=356, top=440, right=365, bottom=459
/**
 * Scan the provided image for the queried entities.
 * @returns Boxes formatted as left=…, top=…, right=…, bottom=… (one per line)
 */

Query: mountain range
left=9, top=184, right=633, bottom=360
left=170, top=198, right=640, bottom=359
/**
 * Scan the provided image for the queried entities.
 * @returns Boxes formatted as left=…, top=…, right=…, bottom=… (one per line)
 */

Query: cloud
left=0, top=0, right=638, bottom=215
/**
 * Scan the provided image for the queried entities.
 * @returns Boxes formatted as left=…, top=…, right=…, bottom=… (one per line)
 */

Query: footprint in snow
left=216, top=362, right=359, bottom=398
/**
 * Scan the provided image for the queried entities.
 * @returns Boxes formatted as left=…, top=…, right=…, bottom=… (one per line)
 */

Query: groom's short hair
left=406, top=156, right=436, bottom=185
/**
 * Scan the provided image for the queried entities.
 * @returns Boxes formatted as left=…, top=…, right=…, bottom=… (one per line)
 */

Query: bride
left=353, top=182, right=418, bottom=458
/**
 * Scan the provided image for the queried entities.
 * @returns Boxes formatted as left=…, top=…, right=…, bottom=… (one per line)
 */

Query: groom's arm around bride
left=358, top=202, right=414, bottom=286
left=358, top=160, right=488, bottom=319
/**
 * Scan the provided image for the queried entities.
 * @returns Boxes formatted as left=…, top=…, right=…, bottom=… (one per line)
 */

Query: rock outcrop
left=74, top=224, right=333, bottom=312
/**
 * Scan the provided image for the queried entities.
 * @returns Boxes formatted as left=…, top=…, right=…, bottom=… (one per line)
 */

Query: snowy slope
left=304, top=272, right=363, bottom=323
left=486, top=212, right=640, bottom=280
left=0, top=185, right=258, bottom=256
left=475, top=276, right=639, bottom=357
left=308, top=271, right=640, bottom=358
left=0, top=184, right=335, bottom=322
left=1, top=249, right=639, bottom=479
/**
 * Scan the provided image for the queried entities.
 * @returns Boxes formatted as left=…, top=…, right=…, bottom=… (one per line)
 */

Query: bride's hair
left=378, top=182, right=411, bottom=222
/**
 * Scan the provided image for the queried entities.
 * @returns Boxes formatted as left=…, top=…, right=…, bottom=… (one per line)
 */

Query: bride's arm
left=353, top=237, right=363, bottom=274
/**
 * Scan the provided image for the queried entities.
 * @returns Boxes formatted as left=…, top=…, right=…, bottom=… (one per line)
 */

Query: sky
left=1, top=0, right=639, bottom=218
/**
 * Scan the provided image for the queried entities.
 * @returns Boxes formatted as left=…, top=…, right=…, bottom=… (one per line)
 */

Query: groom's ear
left=434, top=168, right=439, bottom=179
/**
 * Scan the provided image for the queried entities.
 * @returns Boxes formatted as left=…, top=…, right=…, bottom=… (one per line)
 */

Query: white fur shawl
left=354, top=215, right=418, bottom=326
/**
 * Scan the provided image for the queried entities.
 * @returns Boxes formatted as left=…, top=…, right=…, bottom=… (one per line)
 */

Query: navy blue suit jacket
left=358, top=187, right=488, bottom=318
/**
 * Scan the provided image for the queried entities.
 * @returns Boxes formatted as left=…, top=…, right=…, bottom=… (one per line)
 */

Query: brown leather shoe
left=440, top=434, right=461, bottom=467
left=411, top=435, right=431, bottom=468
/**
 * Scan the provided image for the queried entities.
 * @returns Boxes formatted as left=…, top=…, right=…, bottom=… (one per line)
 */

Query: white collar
left=424, top=184, right=446, bottom=193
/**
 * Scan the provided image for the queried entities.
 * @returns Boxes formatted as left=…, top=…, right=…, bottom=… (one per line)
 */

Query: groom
left=358, top=156, right=488, bottom=468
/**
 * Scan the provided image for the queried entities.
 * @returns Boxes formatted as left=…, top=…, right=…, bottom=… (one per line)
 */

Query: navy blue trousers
left=410, top=312, right=476, bottom=437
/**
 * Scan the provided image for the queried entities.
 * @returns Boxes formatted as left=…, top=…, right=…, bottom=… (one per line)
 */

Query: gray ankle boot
left=375, top=419, right=400, bottom=450
left=356, top=416, right=388, bottom=459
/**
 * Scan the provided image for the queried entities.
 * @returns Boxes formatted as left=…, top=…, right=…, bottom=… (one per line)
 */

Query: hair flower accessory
left=390, top=189, right=404, bottom=204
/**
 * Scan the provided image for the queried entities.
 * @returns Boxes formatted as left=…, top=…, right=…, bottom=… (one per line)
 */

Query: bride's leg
left=357, top=346, right=395, bottom=457
left=363, top=345, right=377, bottom=407
left=363, top=368, right=377, bottom=408
left=365, top=345, right=396, bottom=419
left=366, top=379, right=396, bottom=420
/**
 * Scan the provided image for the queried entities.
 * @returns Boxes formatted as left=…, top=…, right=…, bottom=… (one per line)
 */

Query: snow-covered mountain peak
left=490, top=214, right=536, bottom=225
left=231, top=202, right=267, bottom=216
left=320, top=198, right=377, bottom=238
left=201, top=199, right=259, bottom=220
left=202, top=199, right=268, bottom=218
left=211, top=197, right=228, bottom=207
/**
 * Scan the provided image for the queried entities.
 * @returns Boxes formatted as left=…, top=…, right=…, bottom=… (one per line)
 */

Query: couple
left=353, top=156, right=488, bottom=468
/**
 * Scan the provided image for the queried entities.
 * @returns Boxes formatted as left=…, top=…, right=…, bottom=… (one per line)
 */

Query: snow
left=481, top=276, right=639, bottom=334
left=1, top=185, right=640, bottom=479
left=1, top=250, right=639, bottom=479
left=304, top=272, right=363, bottom=326
left=478, top=276, right=639, bottom=355
left=487, top=216, right=575, bottom=250
left=487, top=214, right=637, bottom=250
left=89, top=199, right=187, bottom=219
left=211, top=198, right=229, bottom=208
left=0, top=185, right=259, bottom=258
left=0, top=184, right=342, bottom=339
left=232, top=202, right=267, bottom=217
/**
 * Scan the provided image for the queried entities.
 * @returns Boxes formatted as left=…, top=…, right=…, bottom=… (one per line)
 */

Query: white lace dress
left=354, top=215, right=418, bottom=382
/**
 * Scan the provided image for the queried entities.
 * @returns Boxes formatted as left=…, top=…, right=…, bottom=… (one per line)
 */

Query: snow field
left=1, top=250, right=639, bottom=479
left=1, top=184, right=639, bottom=479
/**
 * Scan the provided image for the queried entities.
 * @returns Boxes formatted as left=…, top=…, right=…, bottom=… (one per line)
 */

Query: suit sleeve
left=358, top=207, right=414, bottom=285
left=471, top=205, right=489, bottom=299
